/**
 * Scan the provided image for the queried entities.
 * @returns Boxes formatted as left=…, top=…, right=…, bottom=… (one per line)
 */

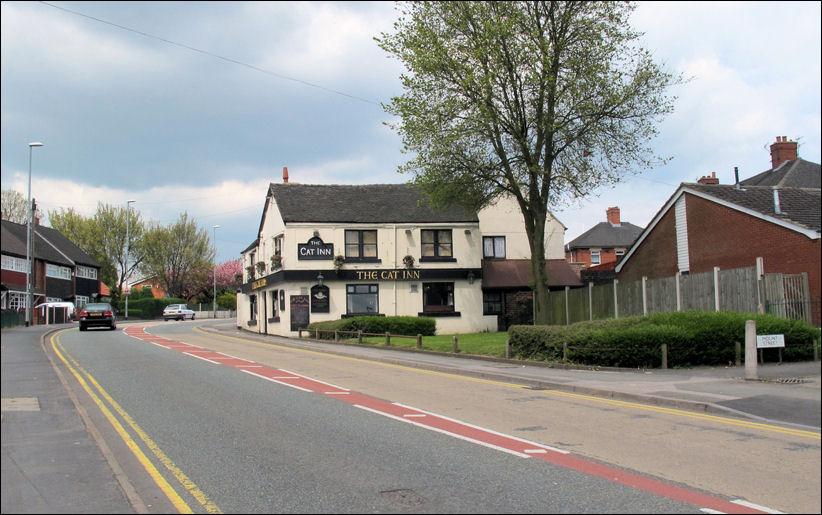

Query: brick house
left=1, top=219, right=102, bottom=324
left=616, top=136, right=821, bottom=325
left=564, top=206, right=643, bottom=269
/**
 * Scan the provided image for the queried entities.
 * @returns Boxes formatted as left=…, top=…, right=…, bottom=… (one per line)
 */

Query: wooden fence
left=546, top=263, right=814, bottom=326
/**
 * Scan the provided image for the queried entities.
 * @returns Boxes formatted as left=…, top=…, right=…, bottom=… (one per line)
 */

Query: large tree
left=140, top=213, right=214, bottom=300
left=48, top=203, right=145, bottom=301
left=377, top=1, right=682, bottom=324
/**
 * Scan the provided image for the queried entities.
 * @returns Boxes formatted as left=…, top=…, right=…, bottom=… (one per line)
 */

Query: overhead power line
left=38, top=1, right=382, bottom=106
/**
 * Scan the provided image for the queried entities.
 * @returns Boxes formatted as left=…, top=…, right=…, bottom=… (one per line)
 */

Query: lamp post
left=25, top=142, right=43, bottom=327
left=124, top=200, right=136, bottom=319
left=213, top=225, right=220, bottom=318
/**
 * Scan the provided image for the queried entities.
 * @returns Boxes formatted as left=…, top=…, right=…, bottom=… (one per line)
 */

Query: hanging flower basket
left=270, top=255, right=283, bottom=270
left=333, top=255, right=346, bottom=272
left=403, top=254, right=415, bottom=269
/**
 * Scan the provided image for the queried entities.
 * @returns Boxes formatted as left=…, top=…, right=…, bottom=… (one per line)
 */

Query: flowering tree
left=213, top=259, right=243, bottom=293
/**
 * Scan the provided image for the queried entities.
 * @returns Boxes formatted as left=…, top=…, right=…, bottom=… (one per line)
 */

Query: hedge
left=307, top=316, right=436, bottom=340
left=509, top=311, right=820, bottom=368
left=116, top=298, right=189, bottom=319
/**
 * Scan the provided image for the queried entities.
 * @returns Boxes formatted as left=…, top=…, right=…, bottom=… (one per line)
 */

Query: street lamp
left=26, top=142, right=43, bottom=327
left=213, top=225, right=220, bottom=318
left=124, top=200, right=136, bottom=319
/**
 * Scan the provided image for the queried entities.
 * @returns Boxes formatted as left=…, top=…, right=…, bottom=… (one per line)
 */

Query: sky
left=2, top=1, right=820, bottom=265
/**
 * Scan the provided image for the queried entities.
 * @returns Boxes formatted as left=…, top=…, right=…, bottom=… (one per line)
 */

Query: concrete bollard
left=745, top=320, right=758, bottom=380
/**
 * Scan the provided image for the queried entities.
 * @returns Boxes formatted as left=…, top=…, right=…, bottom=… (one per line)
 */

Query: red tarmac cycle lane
left=124, top=325, right=776, bottom=514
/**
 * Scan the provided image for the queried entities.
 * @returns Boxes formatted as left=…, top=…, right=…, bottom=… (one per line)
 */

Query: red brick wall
left=565, top=248, right=624, bottom=268
left=617, top=206, right=678, bottom=282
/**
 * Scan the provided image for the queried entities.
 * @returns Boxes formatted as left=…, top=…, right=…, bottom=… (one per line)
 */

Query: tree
left=140, top=213, right=214, bottom=300
left=2, top=188, right=42, bottom=224
left=377, top=1, right=682, bottom=323
left=49, top=203, right=145, bottom=303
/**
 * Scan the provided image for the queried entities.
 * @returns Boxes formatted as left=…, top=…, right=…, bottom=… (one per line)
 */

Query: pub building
left=237, top=168, right=582, bottom=336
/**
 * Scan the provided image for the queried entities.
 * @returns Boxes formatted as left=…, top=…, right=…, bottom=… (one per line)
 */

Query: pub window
left=483, top=236, right=505, bottom=258
left=421, top=230, right=452, bottom=258
left=423, top=282, right=454, bottom=312
left=271, top=290, right=279, bottom=317
left=249, top=294, right=257, bottom=321
left=483, top=292, right=502, bottom=314
left=345, top=230, right=378, bottom=260
left=273, top=235, right=283, bottom=256
left=346, top=284, right=378, bottom=314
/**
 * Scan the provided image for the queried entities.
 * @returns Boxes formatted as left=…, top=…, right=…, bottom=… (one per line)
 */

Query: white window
left=590, top=250, right=601, bottom=266
left=2, top=254, right=27, bottom=273
left=75, top=295, right=89, bottom=308
left=483, top=236, right=506, bottom=258
left=7, top=292, right=26, bottom=310
left=46, top=263, right=72, bottom=280
left=76, top=266, right=98, bottom=280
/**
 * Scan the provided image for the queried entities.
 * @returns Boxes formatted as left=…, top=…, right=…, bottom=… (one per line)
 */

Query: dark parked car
left=78, top=302, right=117, bottom=331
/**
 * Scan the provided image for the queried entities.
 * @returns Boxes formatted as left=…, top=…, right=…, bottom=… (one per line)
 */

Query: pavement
left=2, top=320, right=820, bottom=514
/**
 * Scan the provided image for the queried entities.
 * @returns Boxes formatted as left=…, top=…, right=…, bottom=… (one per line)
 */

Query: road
left=39, top=320, right=820, bottom=513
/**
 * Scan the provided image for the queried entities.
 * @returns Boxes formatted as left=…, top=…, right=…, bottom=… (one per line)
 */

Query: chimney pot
left=769, top=136, right=798, bottom=169
left=283, top=166, right=289, bottom=183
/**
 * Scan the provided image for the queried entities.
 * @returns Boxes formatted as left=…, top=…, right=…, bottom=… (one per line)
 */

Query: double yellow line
left=50, top=330, right=222, bottom=514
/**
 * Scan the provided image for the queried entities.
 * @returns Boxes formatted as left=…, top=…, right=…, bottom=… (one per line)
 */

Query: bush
left=509, top=311, right=820, bottom=368
left=117, top=297, right=188, bottom=319
left=307, top=316, right=436, bottom=340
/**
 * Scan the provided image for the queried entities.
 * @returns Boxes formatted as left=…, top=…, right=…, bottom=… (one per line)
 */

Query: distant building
left=1, top=218, right=102, bottom=324
left=564, top=207, right=643, bottom=271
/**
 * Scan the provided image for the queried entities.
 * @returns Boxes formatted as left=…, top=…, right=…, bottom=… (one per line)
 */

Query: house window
left=273, top=235, right=283, bottom=256
left=346, top=284, right=378, bottom=314
left=7, top=292, right=26, bottom=310
left=76, top=266, right=97, bottom=280
left=345, top=230, right=378, bottom=260
left=46, top=263, right=72, bottom=280
left=421, top=230, right=452, bottom=258
left=590, top=250, right=601, bottom=266
left=423, top=282, right=454, bottom=312
left=76, top=295, right=89, bottom=308
left=483, top=292, right=502, bottom=314
left=2, top=254, right=27, bottom=273
left=483, top=236, right=506, bottom=258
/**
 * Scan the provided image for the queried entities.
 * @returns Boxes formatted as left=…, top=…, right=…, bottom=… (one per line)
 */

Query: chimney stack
left=283, top=166, right=289, bottom=183
left=606, top=206, right=621, bottom=226
left=769, top=136, right=797, bottom=170
left=697, top=171, right=719, bottom=185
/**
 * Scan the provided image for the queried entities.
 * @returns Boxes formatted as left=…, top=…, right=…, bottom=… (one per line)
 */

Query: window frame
left=344, top=230, right=379, bottom=262
left=482, top=236, right=506, bottom=259
left=422, top=282, right=455, bottom=313
left=420, top=229, right=455, bottom=262
left=590, top=250, right=601, bottom=266
left=483, top=291, right=503, bottom=315
left=346, top=283, right=379, bottom=315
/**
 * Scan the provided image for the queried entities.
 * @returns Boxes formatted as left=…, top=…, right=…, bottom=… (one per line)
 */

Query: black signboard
left=311, top=285, right=330, bottom=313
left=298, top=236, right=334, bottom=260
left=290, top=295, right=310, bottom=331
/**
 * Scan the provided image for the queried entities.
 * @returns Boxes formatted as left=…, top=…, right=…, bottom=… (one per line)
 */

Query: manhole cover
left=380, top=488, right=426, bottom=507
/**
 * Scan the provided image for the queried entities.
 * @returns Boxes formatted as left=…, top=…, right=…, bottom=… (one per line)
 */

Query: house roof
left=615, top=158, right=821, bottom=273
left=739, top=158, right=820, bottom=188
left=482, top=259, right=583, bottom=289
left=1, top=220, right=74, bottom=266
left=268, top=183, right=479, bottom=224
left=33, top=225, right=100, bottom=267
left=565, top=221, right=644, bottom=250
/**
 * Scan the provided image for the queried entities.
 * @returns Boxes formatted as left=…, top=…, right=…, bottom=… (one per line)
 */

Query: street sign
left=756, top=334, right=785, bottom=349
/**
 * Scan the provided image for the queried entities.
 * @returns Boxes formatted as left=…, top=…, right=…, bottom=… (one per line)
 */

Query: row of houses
left=237, top=136, right=821, bottom=335
left=1, top=218, right=105, bottom=324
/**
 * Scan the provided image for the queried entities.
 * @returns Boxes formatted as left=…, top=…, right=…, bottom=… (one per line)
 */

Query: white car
left=163, top=304, right=195, bottom=321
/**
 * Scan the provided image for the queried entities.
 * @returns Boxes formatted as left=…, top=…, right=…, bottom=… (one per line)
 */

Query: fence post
left=735, top=340, right=742, bottom=366
left=642, top=276, right=648, bottom=316
left=358, top=330, right=363, bottom=344
left=298, top=328, right=302, bottom=338
left=416, top=334, right=422, bottom=349
left=334, top=329, right=339, bottom=342
left=562, top=342, right=568, bottom=364
left=452, top=336, right=459, bottom=353
left=386, top=332, right=391, bottom=346
left=661, top=343, right=668, bottom=369
left=564, top=286, right=570, bottom=325
left=613, top=279, right=619, bottom=319
left=675, top=271, right=682, bottom=312
left=756, top=257, right=765, bottom=314
left=588, top=282, right=594, bottom=321
left=505, top=339, right=510, bottom=359
left=714, top=266, right=721, bottom=312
